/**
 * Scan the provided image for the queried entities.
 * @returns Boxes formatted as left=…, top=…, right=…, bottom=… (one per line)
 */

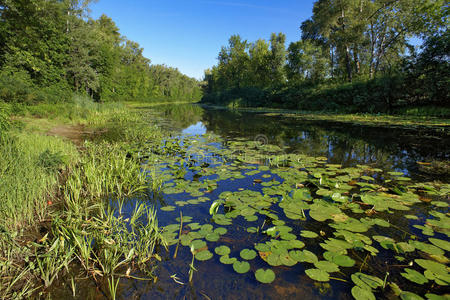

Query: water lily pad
left=400, top=291, right=425, bottom=300
left=215, top=245, right=231, bottom=256
left=160, top=205, right=176, bottom=211
left=195, top=250, right=213, bottom=261
left=233, top=261, right=250, bottom=274
left=332, top=254, right=355, bottom=267
left=214, top=227, right=228, bottom=235
left=190, top=240, right=207, bottom=251
left=314, top=260, right=339, bottom=273
left=401, top=268, right=429, bottom=284
left=219, top=255, right=237, bottom=265
left=240, top=249, right=257, bottom=260
left=255, top=268, right=276, bottom=284
left=351, top=286, right=376, bottom=300
left=429, top=238, right=450, bottom=251
left=300, top=230, right=319, bottom=238
left=305, top=268, right=329, bottom=282
left=205, top=232, right=220, bottom=242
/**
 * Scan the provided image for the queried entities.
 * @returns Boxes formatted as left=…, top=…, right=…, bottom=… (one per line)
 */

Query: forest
left=0, top=0, right=202, bottom=104
left=202, top=0, right=449, bottom=114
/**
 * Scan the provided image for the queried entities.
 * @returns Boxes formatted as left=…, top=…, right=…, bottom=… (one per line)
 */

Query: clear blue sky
left=90, top=0, right=315, bottom=80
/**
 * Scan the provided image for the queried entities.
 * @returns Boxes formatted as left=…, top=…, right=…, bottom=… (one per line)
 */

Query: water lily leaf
left=351, top=273, right=383, bottom=290
left=305, top=268, right=329, bottom=282
left=401, top=268, right=429, bottom=284
left=195, top=250, right=213, bottom=261
left=233, top=261, right=250, bottom=274
left=255, top=268, right=276, bottom=284
left=190, top=240, right=207, bottom=251
left=429, top=238, right=450, bottom=251
left=219, top=255, right=237, bottom=265
left=296, top=250, right=318, bottom=263
left=205, top=232, right=220, bottom=242
left=400, top=292, right=425, bottom=300
left=214, top=227, right=227, bottom=235
left=240, top=249, right=257, bottom=260
left=351, top=286, right=376, bottom=300
left=415, top=259, right=448, bottom=276
left=188, top=223, right=201, bottom=230
left=247, top=227, right=258, bottom=233
left=215, top=245, right=231, bottom=256
left=314, top=260, right=339, bottom=273
left=333, top=254, right=356, bottom=267
left=160, top=205, right=176, bottom=211
left=300, top=230, right=319, bottom=238
left=280, top=253, right=297, bottom=266
left=425, top=293, right=449, bottom=300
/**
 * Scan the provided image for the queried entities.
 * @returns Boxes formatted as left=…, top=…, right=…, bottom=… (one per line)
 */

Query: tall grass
left=0, top=133, right=78, bottom=230
left=0, top=97, right=167, bottom=299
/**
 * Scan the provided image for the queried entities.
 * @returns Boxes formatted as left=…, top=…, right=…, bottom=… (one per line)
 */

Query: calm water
left=52, top=104, right=449, bottom=299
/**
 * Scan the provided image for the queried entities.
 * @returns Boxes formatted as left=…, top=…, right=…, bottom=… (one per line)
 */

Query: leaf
left=429, top=238, right=450, bottom=251
left=400, top=268, right=428, bottom=285
left=314, top=260, right=339, bottom=273
left=240, top=249, right=257, bottom=260
left=333, top=254, right=356, bottom=267
left=400, top=291, right=425, bottom=300
left=305, top=268, right=329, bottom=282
left=195, top=250, right=213, bottom=261
left=351, top=286, right=376, bottom=300
left=219, top=255, right=236, bottom=265
left=255, top=268, right=276, bottom=284
left=233, top=261, right=250, bottom=274
left=300, top=230, right=319, bottom=238
left=214, top=245, right=231, bottom=256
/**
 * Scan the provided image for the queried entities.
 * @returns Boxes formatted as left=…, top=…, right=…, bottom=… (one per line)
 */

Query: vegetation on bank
left=0, top=0, right=202, bottom=105
left=0, top=97, right=167, bottom=299
left=202, top=1, right=448, bottom=113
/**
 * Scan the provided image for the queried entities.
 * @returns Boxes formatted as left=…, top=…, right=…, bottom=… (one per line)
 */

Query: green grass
left=0, top=96, right=167, bottom=299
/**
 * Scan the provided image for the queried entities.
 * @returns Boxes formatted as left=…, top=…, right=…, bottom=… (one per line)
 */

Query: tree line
left=202, top=0, right=449, bottom=113
left=0, top=0, right=202, bottom=104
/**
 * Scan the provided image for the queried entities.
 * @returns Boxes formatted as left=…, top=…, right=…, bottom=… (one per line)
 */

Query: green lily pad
left=305, top=268, right=329, bottom=282
left=205, top=232, right=220, bottom=242
left=255, top=268, right=276, bottom=284
left=400, top=291, right=425, bottom=300
left=314, top=260, right=339, bottom=273
left=401, top=268, right=429, bottom=284
left=190, top=240, right=207, bottom=251
left=215, top=245, right=231, bottom=256
left=160, top=205, right=176, bottom=211
left=233, top=261, right=250, bottom=274
left=219, top=255, right=237, bottom=265
left=333, top=254, right=356, bottom=267
left=240, top=249, right=257, bottom=260
left=195, top=250, right=213, bottom=261
left=429, top=238, right=450, bottom=251
left=300, top=230, right=319, bottom=238
left=351, top=286, right=376, bottom=300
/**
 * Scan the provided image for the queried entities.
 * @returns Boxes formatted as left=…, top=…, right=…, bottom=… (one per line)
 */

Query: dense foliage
left=202, top=0, right=449, bottom=113
left=0, top=0, right=202, bottom=103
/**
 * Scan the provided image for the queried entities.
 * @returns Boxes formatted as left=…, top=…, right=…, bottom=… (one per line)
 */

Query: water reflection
left=151, top=104, right=449, bottom=182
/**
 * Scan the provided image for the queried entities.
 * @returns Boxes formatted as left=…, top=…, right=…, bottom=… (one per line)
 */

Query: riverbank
left=0, top=97, right=167, bottom=299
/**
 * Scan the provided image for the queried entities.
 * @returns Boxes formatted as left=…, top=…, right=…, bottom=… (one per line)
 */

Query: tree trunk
left=345, top=45, right=352, bottom=82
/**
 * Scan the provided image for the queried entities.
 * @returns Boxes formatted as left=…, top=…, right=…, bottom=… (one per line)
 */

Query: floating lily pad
left=233, top=261, right=250, bottom=274
left=401, top=268, right=428, bottom=284
left=305, top=268, right=329, bottom=282
left=351, top=286, right=376, bottom=300
left=205, top=232, right=220, bottom=242
left=160, top=205, right=176, bottom=211
left=214, top=227, right=228, bottom=235
left=215, top=245, right=231, bottom=256
left=190, top=240, right=207, bottom=251
left=314, top=260, right=339, bottom=273
left=300, top=230, right=318, bottom=238
left=400, top=291, right=425, bottom=300
left=195, top=250, right=213, bottom=261
left=240, top=249, right=257, bottom=260
left=255, top=268, right=276, bottom=284
left=219, top=255, right=237, bottom=265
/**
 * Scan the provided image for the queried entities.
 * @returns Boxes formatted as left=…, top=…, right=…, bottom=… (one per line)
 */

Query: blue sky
left=90, top=0, right=314, bottom=79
